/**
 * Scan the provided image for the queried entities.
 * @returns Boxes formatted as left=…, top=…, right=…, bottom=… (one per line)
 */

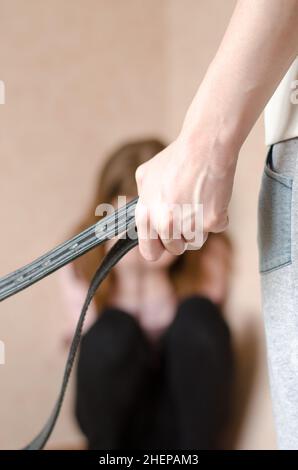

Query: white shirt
left=265, top=57, right=298, bottom=145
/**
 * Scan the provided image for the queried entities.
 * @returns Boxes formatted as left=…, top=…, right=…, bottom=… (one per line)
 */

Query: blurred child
left=60, top=139, right=234, bottom=449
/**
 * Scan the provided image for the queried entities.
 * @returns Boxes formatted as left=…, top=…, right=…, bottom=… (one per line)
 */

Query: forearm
left=181, top=0, right=298, bottom=163
left=135, top=0, right=298, bottom=259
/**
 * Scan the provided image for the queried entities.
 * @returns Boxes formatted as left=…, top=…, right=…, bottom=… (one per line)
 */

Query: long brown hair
left=72, top=138, right=232, bottom=311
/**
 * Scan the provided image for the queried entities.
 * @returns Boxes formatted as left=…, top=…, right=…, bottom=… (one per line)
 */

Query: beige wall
left=0, top=0, right=276, bottom=449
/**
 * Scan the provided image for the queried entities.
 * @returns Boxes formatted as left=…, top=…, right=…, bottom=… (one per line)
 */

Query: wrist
left=179, top=61, right=248, bottom=169
left=178, top=113, right=239, bottom=176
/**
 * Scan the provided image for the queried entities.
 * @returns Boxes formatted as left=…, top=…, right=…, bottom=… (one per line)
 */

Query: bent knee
left=167, top=296, right=232, bottom=354
left=79, top=308, right=147, bottom=370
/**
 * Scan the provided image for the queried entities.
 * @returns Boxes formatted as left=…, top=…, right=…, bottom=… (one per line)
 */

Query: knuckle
left=139, top=241, right=161, bottom=262
left=135, top=164, right=145, bottom=186
left=169, top=241, right=186, bottom=256
left=204, top=213, right=228, bottom=233
left=135, top=203, right=149, bottom=226
left=158, top=212, right=174, bottom=238
left=204, top=214, right=219, bottom=233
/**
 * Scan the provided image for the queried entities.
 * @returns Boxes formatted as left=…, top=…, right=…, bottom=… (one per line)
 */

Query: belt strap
left=0, top=198, right=137, bottom=302
left=0, top=198, right=138, bottom=449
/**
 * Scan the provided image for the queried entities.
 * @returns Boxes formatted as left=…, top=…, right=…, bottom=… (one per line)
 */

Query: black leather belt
left=0, top=197, right=139, bottom=450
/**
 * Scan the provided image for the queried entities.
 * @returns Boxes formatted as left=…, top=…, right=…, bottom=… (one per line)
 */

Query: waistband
left=271, top=137, right=298, bottom=179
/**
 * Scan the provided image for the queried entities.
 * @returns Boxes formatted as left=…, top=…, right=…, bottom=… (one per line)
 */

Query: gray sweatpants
left=258, top=137, right=298, bottom=449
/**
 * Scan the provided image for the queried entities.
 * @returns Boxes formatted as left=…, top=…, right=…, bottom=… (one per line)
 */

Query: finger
left=160, top=238, right=186, bottom=255
left=181, top=204, right=204, bottom=249
left=155, top=205, right=187, bottom=255
left=209, top=214, right=229, bottom=233
left=135, top=200, right=164, bottom=261
left=185, top=231, right=208, bottom=251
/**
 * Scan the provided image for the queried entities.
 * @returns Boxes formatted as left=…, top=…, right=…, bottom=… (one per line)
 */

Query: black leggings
left=75, top=296, right=234, bottom=450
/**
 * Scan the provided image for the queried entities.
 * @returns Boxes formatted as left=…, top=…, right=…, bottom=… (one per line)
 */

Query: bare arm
left=136, top=0, right=298, bottom=260
left=183, top=0, right=298, bottom=154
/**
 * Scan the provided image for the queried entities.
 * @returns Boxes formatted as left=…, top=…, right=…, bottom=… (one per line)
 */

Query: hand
left=135, top=131, right=237, bottom=261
